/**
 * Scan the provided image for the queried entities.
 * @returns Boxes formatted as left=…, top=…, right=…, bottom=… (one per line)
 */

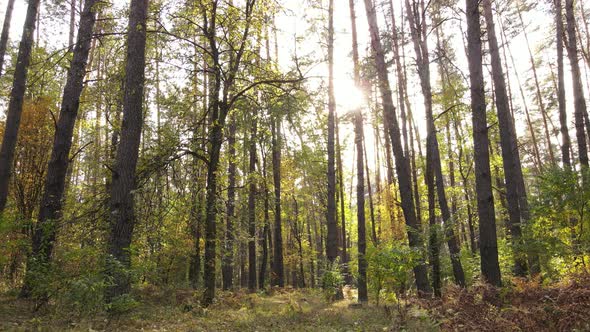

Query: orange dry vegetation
left=417, top=274, right=590, bottom=331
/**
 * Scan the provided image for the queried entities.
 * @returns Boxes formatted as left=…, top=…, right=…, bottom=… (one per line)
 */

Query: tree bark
left=556, top=0, right=572, bottom=167
left=223, top=117, right=237, bottom=290
left=0, top=0, right=15, bottom=76
left=565, top=0, right=589, bottom=167
left=515, top=3, right=556, bottom=166
left=482, top=0, right=528, bottom=277
left=105, top=0, right=149, bottom=301
left=0, top=0, right=41, bottom=213
left=406, top=0, right=465, bottom=291
left=466, top=0, right=501, bottom=286
left=271, top=115, right=284, bottom=287
left=20, top=0, right=98, bottom=298
left=326, top=0, right=339, bottom=269
left=248, top=113, right=258, bottom=292
left=355, top=106, right=368, bottom=303
left=361, top=0, right=431, bottom=295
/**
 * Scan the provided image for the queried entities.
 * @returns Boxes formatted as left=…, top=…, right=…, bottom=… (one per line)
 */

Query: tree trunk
left=335, top=116, right=350, bottom=281
left=0, top=0, right=41, bottom=213
left=0, top=0, right=15, bottom=76
left=271, top=115, right=284, bottom=287
left=556, top=0, right=572, bottom=167
left=499, top=23, right=542, bottom=171
left=361, top=0, right=431, bottom=295
left=20, top=0, right=98, bottom=298
left=466, top=0, right=502, bottom=286
left=355, top=107, right=368, bottom=302
left=362, top=135, right=378, bottom=245
left=105, top=0, right=149, bottom=301
left=406, top=0, right=465, bottom=291
left=482, top=0, right=528, bottom=277
left=223, top=117, right=237, bottom=290
left=565, top=0, right=589, bottom=167
left=326, top=0, right=339, bottom=269
left=515, top=3, right=556, bottom=166
left=259, top=156, right=270, bottom=289
left=248, top=113, right=258, bottom=292
left=68, top=0, right=76, bottom=52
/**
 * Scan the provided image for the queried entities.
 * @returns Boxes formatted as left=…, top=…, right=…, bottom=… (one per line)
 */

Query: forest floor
left=0, top=286, right=428, bottom=332
left=2, top=276, right=590, bottom=331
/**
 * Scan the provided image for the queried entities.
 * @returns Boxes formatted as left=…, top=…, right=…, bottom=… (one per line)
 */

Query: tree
left=0, top=0, right=41, bottom=213
left=556, top=0, right=572, bottom=167
left=466, top=0, right=501, bottom=286
left=348, top=0, right=367, bottom=303
left=325, top=0, right=338, bottom=268
left=405, top=0, right=465, bottom=294
left=223, top=116, right=237, bottom=290
left=565, top=0, right=589, bottom=167
left=0, top=0, right=15, bottom=76
left=482, top=0, right=529, bottom=277
left=361, top=0, right=431, bottom=295
left=105, top=0, right=149, bottom=301
left=20, top=0, right=100, bottom=298
left=248, top=111, right=258, bottom=292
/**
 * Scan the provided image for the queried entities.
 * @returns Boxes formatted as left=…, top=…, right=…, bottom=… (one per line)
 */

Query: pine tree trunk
left=565, top=0, right=589, bottom=167
left=0, top=0, right=41, bottom=213
left=466, top=0, right=502, bottom=286
left=259, top=158, right=270, bottom=289
left=482, top=0, right=528, bottom=277
left=271, top=115, right=284, bottom=287
left=355, top=107, right=368, bottom=302
left=20, top=0, right=98, bottom=298
left=515, top=4, right=556, bottom=166
left=105, top=0, right=149, bottom=301
left=335, top=115, right=350, bottom=282
left=68, top=0, right=76, bottom=52
left=362, top=135, right=378, bottom=245
left=556, top=0, right=572, bottom=167
left=406, top=0, right=465, bottom=291
left=0, top=0, right=15, bottom=76
left=361, top=0, right=431, bottom=295
left=326, top=0, right=339, bottom=269
left=223, top=117, right=237, bottom=290
left=248, top=113, right=258, bottom=292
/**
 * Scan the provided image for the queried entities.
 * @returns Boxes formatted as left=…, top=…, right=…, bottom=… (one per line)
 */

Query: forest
left=0, top=0, right=590, bottom=330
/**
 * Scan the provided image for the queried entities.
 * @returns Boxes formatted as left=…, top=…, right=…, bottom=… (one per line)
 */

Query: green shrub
left=321, top=259, right=344, bottom=301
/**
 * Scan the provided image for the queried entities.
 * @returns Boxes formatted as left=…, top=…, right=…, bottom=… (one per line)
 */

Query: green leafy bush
left=321, top=259, right=344, bottom=301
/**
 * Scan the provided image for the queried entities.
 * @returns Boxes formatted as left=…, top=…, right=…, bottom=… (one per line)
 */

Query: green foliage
left=106, top=293, right=140, bottom=314
left=321, top=259, right=344, bottom=301
left=530, top=167, right=590, bottom=279
left=58, top=274, right=109, bottom=315
left=367, top=243, right=419, bottom=305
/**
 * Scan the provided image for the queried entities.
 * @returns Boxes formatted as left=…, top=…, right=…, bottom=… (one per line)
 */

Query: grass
left=0, top=287, right=412, bottom=331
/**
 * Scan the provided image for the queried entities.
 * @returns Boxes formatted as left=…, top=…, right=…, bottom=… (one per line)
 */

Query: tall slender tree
left=248, top=111, right=258, bottom=292
left=482, top=0, right=528, bottom=277
left=362, top=0, right=431, bottom=294
left=325, top=0, right=339, bottom=269
left=565, top=0, right=589, bottom=167
left=105, top=0, right=149, bottom=301
left=466, top=0, right=502, bottom=286
left=405, top=0, right=465, bottom=293
left=271, top=113, right=284, bottom=287
left=0, top=0, right=15, bottom=76
left=0, top=0, right=41, bottom=213
left=348, top=0, right=367, bottom=303
left=556, top=0, right=572, bottom=167
left=20, top=0, right=99, bottom=298
left=223, top=116, right=237, bottom=290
